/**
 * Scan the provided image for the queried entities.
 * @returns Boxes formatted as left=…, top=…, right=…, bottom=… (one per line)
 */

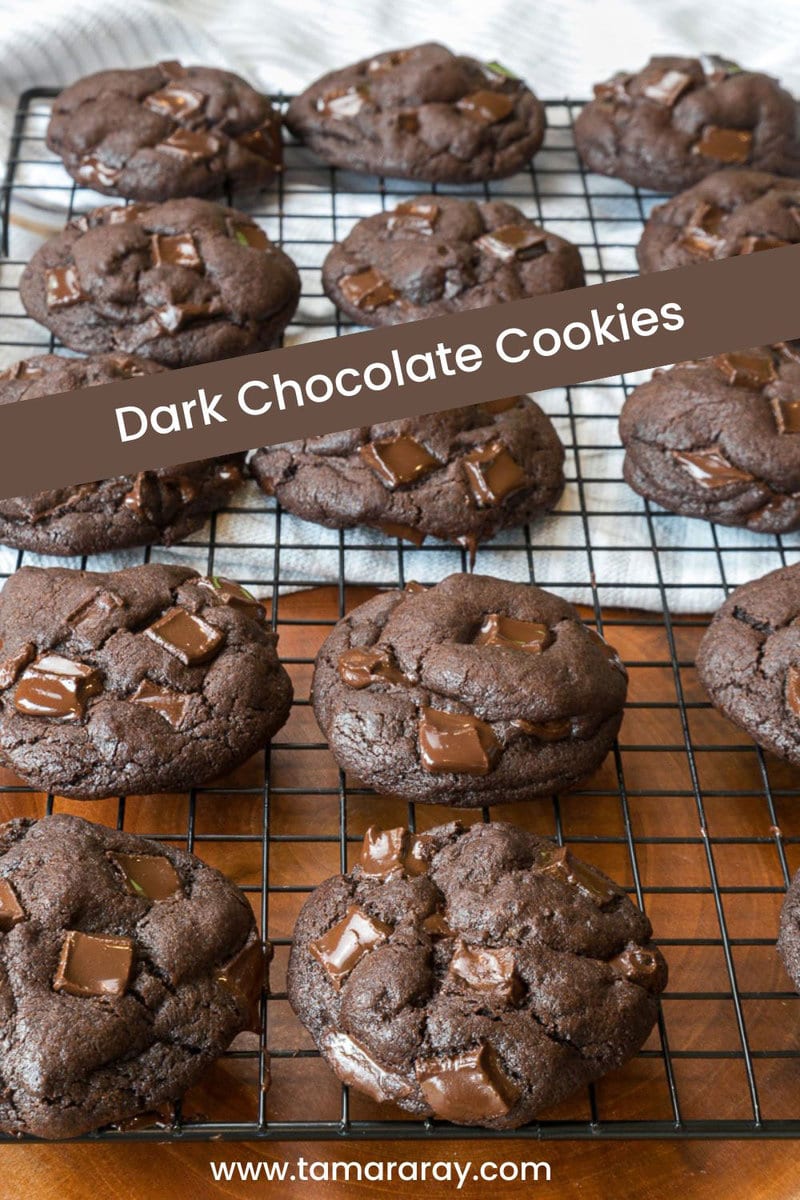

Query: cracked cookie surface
left=777, top=866, right=800, bottom=994
left=288, top=820, right=666, bottom=1129
left=19, top=198, right=300, bottom=367
left=285, top=43, right=545, bottom=183
left=47, top=61, right=282, bottom=202
left=311, top=574, right=627, bottom=807
left=575, top=55, right=800, bottom=193
left=619, top=345, right=800, bottom=533
left=322, top=195, right=584, bottom=326
left=0, top=563, right=292, bottom=798
left=0, top=353, right=246, bottom=555
left=697, top=562, right=800, bottom=765
left=0, top=812, right=266, bottom=1139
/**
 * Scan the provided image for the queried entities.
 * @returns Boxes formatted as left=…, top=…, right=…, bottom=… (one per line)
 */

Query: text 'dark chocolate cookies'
left=311, top=574, right=627, bottom=806
left=47, top=62, right=282, bottom=203
left=251, top=400, right=564, bottom=555
left=619, top=345, right=800, bottom=534
left=19, top=199, right=300, bottom=368
left=0, top=813, right=266, bottom=1138
left=322, top=196, right=584, bottom=326
left=697, top=562, right=800, bottom=766
left=288, top=821, right=666, bottom=1129
left=575, top=55, right=800, bottom=193
left=0, top=564, right=292, bottom=799
left=285, top=43, right=545, bottom=183
left=0, top=353, right=245, bottom=556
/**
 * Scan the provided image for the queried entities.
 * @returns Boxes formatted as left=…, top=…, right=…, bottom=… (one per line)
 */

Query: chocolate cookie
left=288, top=820, right=666, bottom=1128
left=251, top=399, right=565, bottom=555
left=696, top=562, right=800, bottom=765
left=285, top=43, right=545, bottom=182
left=0, top=563, right=292, bottom=798
left=19, top=199, right=300, bottom=367
left=322, top=196, right=584, bottom=326
left=575, top=55, right=800, bottom=193
left=47, top=61, right=282, bottom=203
left=636, top=169, right=800, bottom=272
left=0, top=353, right=246, bottom=556
left=619, top=345, right=800, bottom=533
left=778, top=866, right=800, bottom=995
left=311, top=574, right=627, bottom=806
left=0, top=812, right=266, bottom=1138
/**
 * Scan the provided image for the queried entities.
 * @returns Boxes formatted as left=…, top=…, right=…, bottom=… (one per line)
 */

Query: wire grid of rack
left=0, top=88, right=799, bottom=1143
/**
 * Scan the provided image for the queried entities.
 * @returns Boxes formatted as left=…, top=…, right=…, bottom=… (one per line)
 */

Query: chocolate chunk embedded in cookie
left=0, top=563, right=292, bottom=798
left=285, top=43, right=545, bottom=182
left=0, top=812, right=266, bottom=1138
left=575, top=55, right=800, bottom=193
left=19, top=199, right=300, bottom=367
left=322, top=196, right=584, bottom=325
left=288, top=820, right=666, bottom=1128
left=620, top=344, right=800, bottom=533
left=311, top=574, right=627, bottom=806
left=47, top=62, right=282, bottom=202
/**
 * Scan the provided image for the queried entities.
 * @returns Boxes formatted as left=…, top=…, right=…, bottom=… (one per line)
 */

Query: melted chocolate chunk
left=14, top=654, right=103, bottom=721
left=609, top=946, right=662, bottom=992
left=237, top=123, right=281, bottom=161
left=772, top=396, right=800, bottom=435
left=110, top=852, right=181, bottom=901
left=359, top=436, right=440, bottom=487
left=151, top=233, right=202, bottom=269
left=0, top=878, right=24, bottom=931
left=537, top=845, right=618, bottom=908
left=456, top=90, right=514, bottom=123
left=76, top=156, right=121, bottom=188
left=378, top=521, right=426, bottom=546
left=713, top=349, right=777, bottom=389
left=53, top=930, right=134, bottom=998
left=694, top=126, right=752, bottom=163
left=145, top=607, right=223, bottom=666
left=593, top=73, right=632, bottom=104
left=226, top=218, right=269, bottom=249
left=0, top=642, right=34, bottom=691
left=418, top=707, right=501, bottom=776
left=198, top=576, right=266, bottom=622
left=422, top=912, right=454, bottom=938
left=323, top=1031, right=413, bottom=1102
left=309, top=905, right=392, bottom=989
left=158, top=61, right=188, bottom=81
left=339, top=268, right=397, bottom=311
left=787, top=665, right=800, bottom=717
left=511, top=716, right=574, bottom=742
left=397, top=111, right=419, bottom=134
left=160, top=129, right=220, bottom=160
left=45, top=265, right=85, bottom=309
left=474, top=612, right=551, bottom=653
left=738, top=234, right=790, bottom=254
left=317, top=87, right=367, bottom=118
left=476, top=224, right=548, bottom=262
left=337, top=647, right=406, bottom=689
left=415, top=1043, right=520, bottom=1122
left=448, top=939, right=523, bottom=1004
left=387, top=200, right=440, bottom=234
left=643, top=69, right=692, bottom=107
left=358, top=825, right=427, bottom=879
left=131, top=679, right=191, bottom=728
left=216, top=940, right=265, bottom=1032
left=680, top=201, right=726, bottom=258
left=463, top=442, right=528, bottom=506
left=153, top=300, right=218, bottom=333
left=67, top=590, right=125, bottom=634
left=673, top=447, right=755, bottom=488
left=144, top=84, right=205, bottom=120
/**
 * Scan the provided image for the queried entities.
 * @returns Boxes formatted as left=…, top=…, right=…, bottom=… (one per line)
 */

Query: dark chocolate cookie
left=696, top=562, right=800, bottom=765
left=311, top=574, right=627, bottom=806
left=636, top=169, right=800, bottom=272
left=250, top=398, right=565, bottom=555
left=322, top=195, right=584, bottom=325
left=0, top=353, right=245, bottom=556
left=778, top=866, right=800, bottom=995
left=288, top=820, right=666, bottom=1128
left=19, top=199, right=300, bottom=367
left=0, top=563, right=292, bottom=798
left=575, top=55, right=800, bottom=193
left=47, top=61, right=282, bottom=203
left=620, top=344, right=800, bottom=533
left=285, top=43, right=545, bottom=182
left=0, top=812, right=266, bottom=1139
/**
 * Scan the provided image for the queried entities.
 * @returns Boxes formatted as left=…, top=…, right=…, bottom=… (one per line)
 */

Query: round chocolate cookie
left=696, top=562, right=800, bottom=765
left=0, top=812, right=266, bottom=1139
left=778, top=867, right=800, bottom=995
left=0, top=563, right=293, bottom=799
left=322, top=196, right=584, bottom=326
left=250, top=399, right=565, bottom=554
left=285, top=43, right=545, bottom=182
left=19, top=199, right=300, bottom=368
left=0, top=353, right=246, bottom=556
left=620, top=344, right=800, bottom=533
left=636, top=169, right=800, bottom=272
left=47, top=61, right=282, bottom=203
left=575, top=55, right=800, bottom=194
left=288, top=820, right=666, bottom=1129
left=311, top=574, right=627, bottom=806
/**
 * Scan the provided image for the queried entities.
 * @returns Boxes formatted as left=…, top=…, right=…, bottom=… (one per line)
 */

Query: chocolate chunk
left=511, top=716, right=573, bottom=741
left=337, top=647, right=406, bottom=689
left=416, top=1043, right=520, bottom=1122
left=593, top=73, right=632, bottom=104
left=456, top=90, right=515, bottom=123
left=154, top=300, right=218, bottom=332
left=476, top=224, right=548, bottom=262
left=713, top=349, right=777, bottom=389
left=226, top=218, right=269, bottom=249
left=309, top=905, right=392, bottom=989
left=145, top=607, right=223, bottom=665
left=45, top=265, right=84, bottom=309
left=475, top=612, right=551, bottom=653
left=358, top=825, right=427, bottom=879
left=418, top=707, right=501, bottom=776
left=772, top=397, right=800, bottom=435
left=387, top=200, right=439, bottom=234
left=422, top=912, right=454, bottom=938
left=144, top=84, right=205, bottom=120
left=215, top=940, right=265, bottom=1032
left=680, top=201, right=726, bottom=258
left=673, top=447, right=755, bottom=488
left=694, top=126, right=752, bottom=163
left=110, top=852, right=181, bottom=900
left=317, top=87, right=367, bottom=118
left=151, top=233, right=201, bottom=269
left=397, top=111, right=419, bottom=134
left=463, top=442, right=528, bottom=506
left=237, top=123, right=281, bottom=161
left=198, top=576, right=266, bottom=622
left=158, top=61, right=187, bottom=80
left=76, top=156, right=121, bottom=189
left=339, top=268, right=396, bottom=311
left=160, top=129, right=220, bottom=160
left=131, top=679, right=191, bottom=728
left=323, top=1031, right=414, bottom=1102
left=53, top=930, right=134, bottom=998
left=643, top=69, right=692, bottom=107
left=448, top=939, right=523, bottom=1004
left=67, top=590, right=124, bottom=631
left=0, top=879, right=24, bottom=931
left=738, top=234, right=790, bottom=254
left=787, top=665, right=800, bottom=717
left=360, top=436, right=439, bottom=487
left=378, top=521, right=426, bottom=546
left=14, top=654, right=103, bottom=721
left=537, top=845, right=618, bottom=907
left=699, top=54, right=742, bottom=80
left=0, top=642, right=35, bottom=690
left=609, top=946, right=662, bottom=992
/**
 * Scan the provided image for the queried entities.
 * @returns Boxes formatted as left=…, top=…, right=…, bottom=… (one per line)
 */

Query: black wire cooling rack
left=0, top=88, right=799, bottom=1144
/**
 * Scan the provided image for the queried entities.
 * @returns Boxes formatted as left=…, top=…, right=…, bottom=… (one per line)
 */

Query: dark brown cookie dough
left=0, top=812, right=266, bottom=1139
left=250, top=399, right=565, bottom=554
left=575, top=55, right=800, bottom=193
left=636, top=169, right=800, bottom=272
left=778, top=866, right=800, bottom=995
left=311, top=574, right=627, bottom=807
left=620, top=344, right=800, bottom=533
left=0, top=563, right=292, bottom=799
left=285, top=43, right=545, bottom=182
left=696, top=562, right=800, bottom=766
left=288, top=820, right=666, bottom=1128
left=47, top=61, right=282, bottom=203
left=0, top=353, right=246, bottom=556
left=19, top=199, right=300, bottom=367
left=322, top=196, right=584, bottom=326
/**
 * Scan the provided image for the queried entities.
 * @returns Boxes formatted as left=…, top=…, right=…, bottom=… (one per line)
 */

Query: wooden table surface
left=1, top=585, right=798, bottom=1200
